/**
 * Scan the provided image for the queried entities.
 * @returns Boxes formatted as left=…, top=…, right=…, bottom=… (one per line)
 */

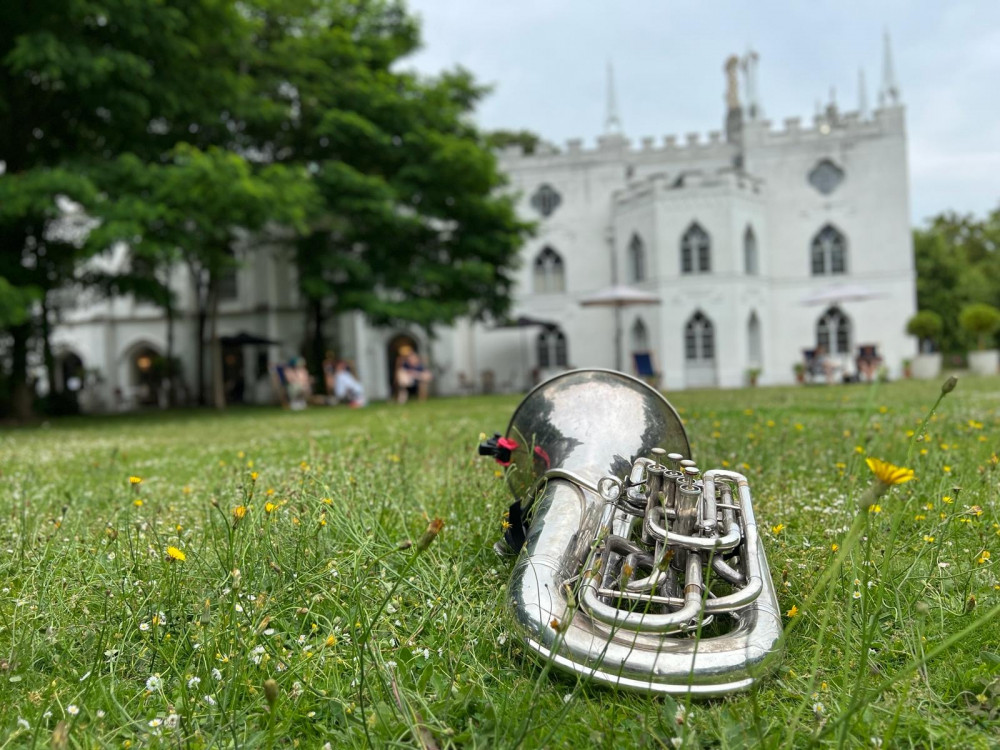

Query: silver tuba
left=479, top=369, right=782, bottom=695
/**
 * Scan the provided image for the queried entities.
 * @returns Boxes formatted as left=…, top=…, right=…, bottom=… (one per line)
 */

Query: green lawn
left=2, top=375, right=999, bottom=748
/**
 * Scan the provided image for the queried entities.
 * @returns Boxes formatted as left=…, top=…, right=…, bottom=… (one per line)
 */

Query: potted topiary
left=793, top=362, right=806, bottom=384
left=905, top=310, right=943, bottom=379
left=960, top=303, right=1000, bottom=375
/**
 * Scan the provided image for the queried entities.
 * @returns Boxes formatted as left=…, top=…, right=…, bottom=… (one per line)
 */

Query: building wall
left=47, top=97, right=916, bottom=409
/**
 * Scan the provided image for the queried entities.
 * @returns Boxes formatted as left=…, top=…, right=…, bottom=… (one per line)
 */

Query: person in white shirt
left=333, top=360, right=366, bottom=408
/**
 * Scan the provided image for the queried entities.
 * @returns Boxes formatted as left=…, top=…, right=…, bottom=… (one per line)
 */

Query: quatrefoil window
left=530, top=183, right=562, bottom=217
left=808, top=159, right=845, bottom=195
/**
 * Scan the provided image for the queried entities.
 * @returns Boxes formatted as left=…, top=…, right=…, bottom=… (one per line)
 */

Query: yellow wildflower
left=786, top=605, right=799, bottom=618
left=250, top=471, right=259, bottom=482
left=129, top=476, right=142, bottom=485
left=166, top=546, right=186, bottom=563
left=133, top=499, right=143, bottom=507
left=233, top=505, right=248, bottom=523
left=865, top=457, right=915, bottom=486
left=868, top=504, right=882, bottom=514
left=265, top=501, right=278, bottom=514
left=771, top=523, right=785, bottom=535
left=831, top=544, right=839, bottom=552
left=942, top=496, right=953, bottom=504
left=943, top=466, right=951, bottom=474
left=978, top=551, right=991, bottom=564
left=923, top=535, right=935, bottom=543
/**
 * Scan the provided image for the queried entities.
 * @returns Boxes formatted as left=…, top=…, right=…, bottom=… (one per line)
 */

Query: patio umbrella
left=799, top=284, right=887, bottom=306
left=579, top=285, right=661, bottom=371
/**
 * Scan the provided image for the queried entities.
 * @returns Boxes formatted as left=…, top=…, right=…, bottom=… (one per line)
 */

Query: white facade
left=49, top=49, right=917, bottom=409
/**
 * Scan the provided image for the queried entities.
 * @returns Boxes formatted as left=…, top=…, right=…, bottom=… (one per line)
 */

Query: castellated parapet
left=496, top=104, right=905, bottom=166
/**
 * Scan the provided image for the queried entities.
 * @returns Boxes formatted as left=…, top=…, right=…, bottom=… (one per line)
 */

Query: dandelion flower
left=166, top=546, right=186, bottom=563
left=133, top=499, right=143, bottom=507
left=250, top=471, right=259, bottom=482
left=923, top=535, right=935, bottom=543
left=232, top=505, right=248, bottom=524
left=265, top=501, right=277, bottom=514
left=786, top=605, right=799, bottom=618
left=129, top=476, right=143, bottom=485
left=865, top=458, right=914, bottom=486
left=868, top=504, right=882, bottom=514
left=771, top=523, right=785, bottom=535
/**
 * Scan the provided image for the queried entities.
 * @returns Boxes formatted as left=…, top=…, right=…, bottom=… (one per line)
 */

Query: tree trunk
left=40, top=293, right=57, bottom=396
left=209, top=274, right=226, bottom=410
left=166, top=296, right=176, bottom=407
left=191, top=261, right=207, bottom=405
left=310, top=298, right=326, bottom=384
left=10, top=324, right=33, bottom=421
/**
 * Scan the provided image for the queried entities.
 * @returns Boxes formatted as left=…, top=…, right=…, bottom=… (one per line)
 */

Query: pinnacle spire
left=879, top=29, right=900, bottom=106
left=605, top=61, right=622, bottom=135
left=742, top=48, right=761, bottom=120
left=858, top=68, right=869, bottom=119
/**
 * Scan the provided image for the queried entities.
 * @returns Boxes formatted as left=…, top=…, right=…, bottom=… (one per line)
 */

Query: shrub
left=905, top=311, right=943, bottom=349
left=959, top=303, right=1000, bottom=350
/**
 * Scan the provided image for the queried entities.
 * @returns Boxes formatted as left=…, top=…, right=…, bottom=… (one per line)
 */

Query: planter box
left=911, top=353, right=941, bottom=379
left=969, top=349, right=999, bottom=376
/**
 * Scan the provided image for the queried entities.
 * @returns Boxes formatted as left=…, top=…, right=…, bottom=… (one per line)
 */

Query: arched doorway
left=387, top=333, right=419, bottom=400
left=129, top=344, right=162, bottom=406
left=683, top=311, right=718, bottom=388
left=57, top=351, right=85, bottom=393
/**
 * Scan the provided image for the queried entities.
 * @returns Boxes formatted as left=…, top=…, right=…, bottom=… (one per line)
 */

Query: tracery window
left=681, top=223, right=711, bottom=274
left=533, top=246, right=565, bottom=293
left=816, top=306, right=851, bottom=354
left=530, top=184, right=562, bottom=217
left=684, top=311, right=715, bottom=361
left=537, top=327, right=568, bottom=368
left=810, top=225, right=847, bottom=275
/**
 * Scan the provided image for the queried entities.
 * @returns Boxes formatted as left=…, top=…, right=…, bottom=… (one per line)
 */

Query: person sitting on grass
left=285, top=356, right=311, bottom=411
left=395, top=346, right=432, bottom=403
left=333, top=360, right=366, bottom=408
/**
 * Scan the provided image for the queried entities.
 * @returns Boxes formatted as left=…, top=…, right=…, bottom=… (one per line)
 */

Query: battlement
left=497, top=105, right=904, bottom=166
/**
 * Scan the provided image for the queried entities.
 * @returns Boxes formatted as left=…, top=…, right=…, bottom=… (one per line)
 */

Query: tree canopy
left=0, top=0, right=533, bottom=417
left=913, top=210, right=1000, bottom=353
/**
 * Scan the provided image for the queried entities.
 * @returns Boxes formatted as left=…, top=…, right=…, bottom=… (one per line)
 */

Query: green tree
left=98, top=146, right=317, bottom=408
left=0, top=0, right=251, bottom=418
left=242, top=0, right=533, bottom=366
left=913, top=210, right=1000, bottom=354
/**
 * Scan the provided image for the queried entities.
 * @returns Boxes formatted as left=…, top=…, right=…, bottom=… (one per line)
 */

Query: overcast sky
left=401, top=1, right=1000, bottom=225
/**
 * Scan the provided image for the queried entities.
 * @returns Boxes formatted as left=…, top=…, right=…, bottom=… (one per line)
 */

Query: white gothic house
left=51, top=40, right=916, bottom=409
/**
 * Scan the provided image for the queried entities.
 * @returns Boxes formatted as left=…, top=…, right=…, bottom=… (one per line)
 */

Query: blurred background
left=1, top=1, right=998, bottom=421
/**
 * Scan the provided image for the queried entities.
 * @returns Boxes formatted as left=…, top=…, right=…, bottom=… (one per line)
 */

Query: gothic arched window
left=810, top=225, right=847, bottom=276
left=537, top=327, right=568, bottom=368
left=744, top=226, right=758, bottom=275
left=628, top=233, right=646, bottom=283
left=816, top=306, right=851, bottom=355
left=681, top=223, right=711, bottom=274
left=533, top=246, right=565, bottom=294
left=684, top=311, right=715, bottom=361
